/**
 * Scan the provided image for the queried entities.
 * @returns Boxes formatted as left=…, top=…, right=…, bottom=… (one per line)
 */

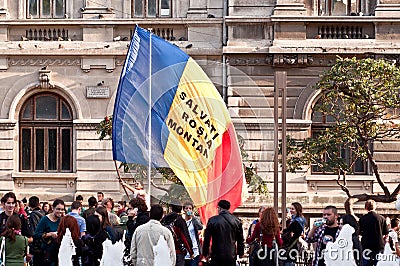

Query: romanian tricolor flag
left=112, top=26, right=246, bottom=223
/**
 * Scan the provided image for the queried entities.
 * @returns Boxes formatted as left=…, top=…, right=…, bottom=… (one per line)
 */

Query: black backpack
left=27, top=210, right=45, bottom=253
left=162, top=218, right=186, bottom=252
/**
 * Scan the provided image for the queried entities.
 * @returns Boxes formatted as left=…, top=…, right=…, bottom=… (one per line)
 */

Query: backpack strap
left=0, top=236, right=5, bottom=264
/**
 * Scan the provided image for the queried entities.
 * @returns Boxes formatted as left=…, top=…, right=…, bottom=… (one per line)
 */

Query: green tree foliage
left=286, top=57, right=400, bottom=213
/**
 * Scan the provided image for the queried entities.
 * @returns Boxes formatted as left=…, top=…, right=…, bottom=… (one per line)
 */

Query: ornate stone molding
left=8, top=58, right=80, bottom=66
left=38, top=69, right=54, bottom=89
left=73, top=122, right=99, bottom=130
left=227, top=54, right=314, bottom=66
left=227, top=54, right=400, bottom=67
left=0, top=122, right=16, bottom=129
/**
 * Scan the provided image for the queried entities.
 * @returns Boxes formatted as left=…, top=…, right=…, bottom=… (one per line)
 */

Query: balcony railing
left=116, top=26, right=186, bottom=41
left=5, top=20, right=196, bottom=43
left=307, top=22, right=375, bottom=39
left=25, top=28, right=69, bottom=41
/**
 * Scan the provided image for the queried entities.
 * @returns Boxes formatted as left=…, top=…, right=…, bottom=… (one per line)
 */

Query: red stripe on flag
left=198, top=123, right=244, bottom=224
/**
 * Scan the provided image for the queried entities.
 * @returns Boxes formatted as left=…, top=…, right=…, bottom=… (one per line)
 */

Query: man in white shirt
left=130, top=204, right=176, bottom=266
left=388, top=218, right=400, bottom=258
left=183, top=201, right=203, bottom=266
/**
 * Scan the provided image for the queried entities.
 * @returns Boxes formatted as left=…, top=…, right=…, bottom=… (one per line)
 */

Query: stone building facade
left=0, top=0, right=399, bottom=216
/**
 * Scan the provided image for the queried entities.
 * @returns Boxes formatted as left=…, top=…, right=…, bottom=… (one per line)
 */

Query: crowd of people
left=0, top=189, right=399, bottom=266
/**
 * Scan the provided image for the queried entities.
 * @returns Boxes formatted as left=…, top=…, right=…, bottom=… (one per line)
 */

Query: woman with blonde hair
left=246, top=207, right=283, bottom=266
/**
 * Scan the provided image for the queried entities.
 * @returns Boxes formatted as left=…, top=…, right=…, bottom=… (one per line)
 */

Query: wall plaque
left=86, top=86, right=110, bottom=98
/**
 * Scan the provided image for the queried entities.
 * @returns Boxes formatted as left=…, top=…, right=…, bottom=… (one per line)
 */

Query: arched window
left=311, top=99, right=368, bottom=174
left=19, top=93, right=73, bottom=172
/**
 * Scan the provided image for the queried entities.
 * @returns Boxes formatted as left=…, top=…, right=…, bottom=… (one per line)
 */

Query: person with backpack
left=27, top=196, right=45, bottom=266
left=161, top=203, right=194, bottom=266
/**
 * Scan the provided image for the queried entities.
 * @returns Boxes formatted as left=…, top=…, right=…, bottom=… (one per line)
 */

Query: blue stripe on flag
left=112, top=26, right=189, bottom=166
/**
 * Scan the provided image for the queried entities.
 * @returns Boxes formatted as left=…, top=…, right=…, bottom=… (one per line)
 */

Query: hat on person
left=217, top=200, right=230, bottom=210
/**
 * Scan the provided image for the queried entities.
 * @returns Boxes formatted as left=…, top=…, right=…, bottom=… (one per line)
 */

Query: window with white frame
left=132, top=0, right=171, bottom=17
left=20, top=93, right=73, bottom=172
left=318, top=0, right=377, bottom=16
left=27, top=0, right=65, bottom=18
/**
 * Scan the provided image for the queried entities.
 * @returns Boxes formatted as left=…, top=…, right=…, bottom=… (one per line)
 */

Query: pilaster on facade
left=375, top=0, right=400, bottom=17
left=273, top=0, right=307, bottom=16
left=0, top=0, right=7, bottom=19
left=187, top=0, right=208, bottom=18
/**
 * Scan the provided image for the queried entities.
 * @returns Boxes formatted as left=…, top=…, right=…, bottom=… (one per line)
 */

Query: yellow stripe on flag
left=164, top=58, right=231, bottom=206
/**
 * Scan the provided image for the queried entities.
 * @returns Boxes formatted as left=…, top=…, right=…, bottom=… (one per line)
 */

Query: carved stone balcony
left=307, top=23, right=375, bottom=39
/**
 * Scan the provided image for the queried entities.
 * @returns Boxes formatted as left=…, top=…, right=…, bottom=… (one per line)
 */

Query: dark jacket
left=0, top=212, right=29, bottom=236
left=281, top=219, right=303, bottom=262
left=161, top=212, right=194, bottom=255
left=203, top=210, right=245, bottom=263
left=27, top=208, right=45, bottom=236
left=359, top=211, right=388, bottom=251
left=126, top=211, right=150, bottom=236
left=186, top=216, right=203, bottom=255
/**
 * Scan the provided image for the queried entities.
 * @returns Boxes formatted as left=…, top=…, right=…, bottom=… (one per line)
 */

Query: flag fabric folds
left=112, top=26, right=246, bottom=223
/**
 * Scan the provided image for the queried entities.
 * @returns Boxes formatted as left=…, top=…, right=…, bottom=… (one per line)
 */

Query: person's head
left=217, top=200, right=230, bottom=213
left=56, top=215, right=80, bottom=243
left=15, top=200, right=21, bottom=213
left=0, top=214, right=21, bottom=241
left=88, top=196, right=97, bottom=208
left=291, top=202, right=303, bottom=217
left=95, top=206, right=111, bottom=229
left=97, top=192, right=104, bottom=202
left=340, top=214, right=359, bottom=235
left=170, top=203, right=182, bottom=213
left=75, top=195, right=83, bottom=204
left=18, top=199, right=26, bottom=209
left=260, top=207, right=280, bottom=235
left=52, top=199, right=65, bottom=219
left=150, top=204, right=164, bottom=221
left=1, top=192, right=17, bottom=215
left=29, top=196, right=40, bottom=209
left=129, top=197, right=148, bottom=212
left=70, top=201, right=82, bottom=212
left=183, top=201, right=194, bottom=216
left=391, top=218, right=400, bottom=230
left=42, top=202, right=52, bottom=213
left=102, top=198, right=114, bottom=211
left=258, top=206, right=266, bottom=220
left=134, top=181, right=143, bottom=190
left=117, top=201, right=126, bottom=212
left=365, top=199, right=376, bottom=212
left=86, top=215, right=101, bottom=236
left=323, top=205, right=339, bottom=227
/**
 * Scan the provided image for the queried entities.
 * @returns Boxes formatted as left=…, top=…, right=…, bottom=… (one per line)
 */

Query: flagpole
left=114, top=160, right=131, bottom=201
left=147, top=30, right=152, bottom=205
